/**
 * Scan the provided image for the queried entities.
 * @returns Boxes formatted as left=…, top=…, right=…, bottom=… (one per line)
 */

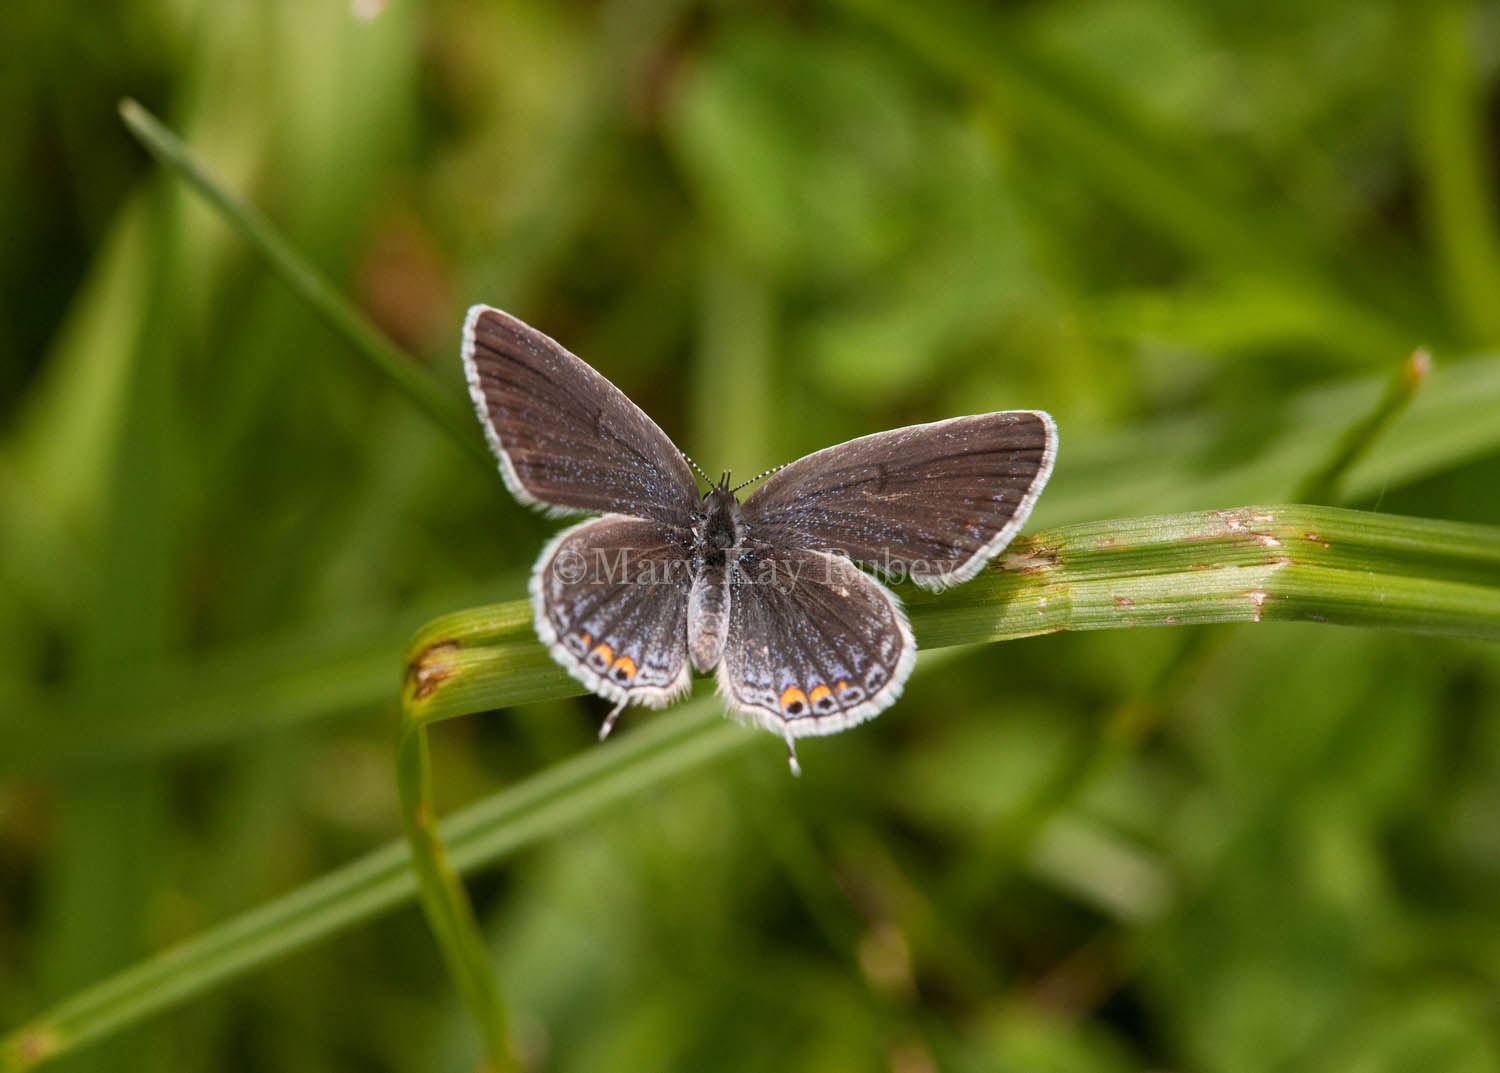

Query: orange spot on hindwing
left=610, top=654, right=637, bottom=683
left=808, top=684, right=835, bottom=714
left=587, top=642, right=613, bottom=673
left=779, top=686, right=809, bottom=717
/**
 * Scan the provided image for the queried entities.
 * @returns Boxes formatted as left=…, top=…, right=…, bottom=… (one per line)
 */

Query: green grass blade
left=32, top=157, right=190, bottom=1073
left=0, top=626, right=398, bottom=776
left=1411, top=1, right=1500, bottom=344
left=0, top=590, right=494, bottom=775
left=1045, top=354, right=1500, bottom=524
left=828, top=0, right=1436, bottom=356
left=0, top=703, right=741, bottom=1073
left=115, top=99, right=494, bottom=476
left=1296, top=349, right=1431, bottom=504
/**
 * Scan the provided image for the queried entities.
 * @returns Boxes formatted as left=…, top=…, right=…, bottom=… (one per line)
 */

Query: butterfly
left=462, top=305, right=1056, bottom=772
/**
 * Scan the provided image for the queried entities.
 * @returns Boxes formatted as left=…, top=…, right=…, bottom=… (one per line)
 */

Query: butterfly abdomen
left=688, top=559, right=729, bottom=671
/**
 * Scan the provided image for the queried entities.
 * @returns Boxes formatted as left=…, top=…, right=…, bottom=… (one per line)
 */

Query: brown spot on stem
left=1114, top=594, right=1135, bottom=608
left=1213, top=508, right=1277, bottom=537
left=406, top=639, right=461, bottom=701
left=1000, top=539, right=1060, bottom=574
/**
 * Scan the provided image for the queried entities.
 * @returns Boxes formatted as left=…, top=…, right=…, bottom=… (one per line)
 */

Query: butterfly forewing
left=463, top=305, right=700, bottom=524
left=533, top=515, right=695, bottom=708
left=716, top=546, right=914, bottom=737
left=741, top=412, right=1056, bottom=590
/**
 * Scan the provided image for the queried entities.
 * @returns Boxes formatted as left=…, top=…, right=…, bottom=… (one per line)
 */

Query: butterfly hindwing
left=533, top=515, right=695, bottom=709
left=463, top=305, right=700, bottom=524
left=716, top=545, right=914, bottom=738
left=741, top=412, right=1056, bottom=590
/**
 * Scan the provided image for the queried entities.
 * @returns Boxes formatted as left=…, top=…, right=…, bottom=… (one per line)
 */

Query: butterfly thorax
left=699, top=484, right=743, bottom=551
left=686, top=484, right=743, bottom=672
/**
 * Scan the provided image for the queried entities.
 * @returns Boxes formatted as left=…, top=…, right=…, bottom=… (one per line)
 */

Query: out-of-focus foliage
left=2, top=1, right=1499, bottom=1071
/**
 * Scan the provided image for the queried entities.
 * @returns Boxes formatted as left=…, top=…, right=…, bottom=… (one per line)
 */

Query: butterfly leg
left=599, top=695, right=628, bottom=741
left=784, top=729, right=802, bottom=777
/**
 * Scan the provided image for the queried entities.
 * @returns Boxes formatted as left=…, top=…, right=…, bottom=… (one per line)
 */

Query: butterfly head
left=700, top=477, right=743, bottom=551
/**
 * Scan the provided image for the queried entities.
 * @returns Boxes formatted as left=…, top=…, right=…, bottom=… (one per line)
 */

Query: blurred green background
left=4, top=0, right=1500, bottom=1070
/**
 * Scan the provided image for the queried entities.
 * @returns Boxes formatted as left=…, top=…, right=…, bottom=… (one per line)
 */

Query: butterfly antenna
left=732, top=463, right=787, bottom=495
left=599, top=695, right=628, bottom=741
left=680, top=452, right=713, bottom=489
left=784, top=730, right=802, bottom=777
